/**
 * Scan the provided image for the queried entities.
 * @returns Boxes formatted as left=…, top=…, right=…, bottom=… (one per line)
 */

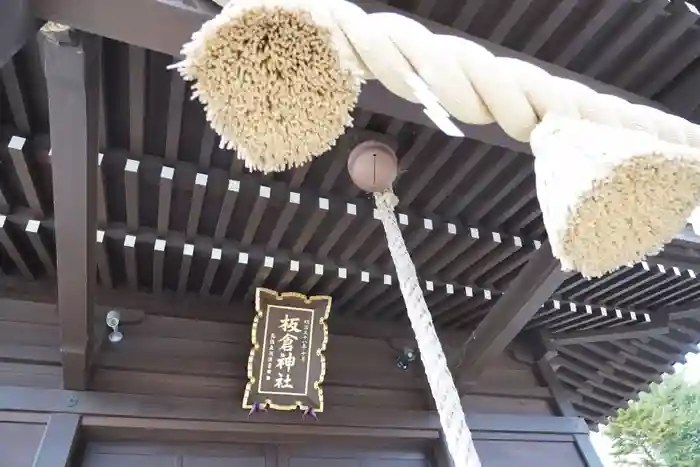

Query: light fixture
left=106, top=310, right=123, bottom=343
left=396, top=347, right=418, bottom=371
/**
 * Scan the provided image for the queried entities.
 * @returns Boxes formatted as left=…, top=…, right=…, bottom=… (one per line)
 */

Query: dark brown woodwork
left=8, top=136, right=43, bottom=216
left=460, top=243, right=569, bottom=379
left=0, top=0, right=35, bottom=68
left=42, top=29, right=99, bottom=390
left=32, top=413, right=81, bottom=467
left=1, top=0, right=699, bottom=435
left=552, top=322, right=670, bottom=346
left=533, top=335, right=605, bottom=467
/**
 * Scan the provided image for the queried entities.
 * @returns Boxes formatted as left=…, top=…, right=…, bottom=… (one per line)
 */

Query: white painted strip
left=124, top=235, right=136, bottom=248
left=154, top=239, right=166, bottom=251
left=125, top=159, right=140, bottom=173
left=25, top=220, right=40, bottom=233
left=195, top=173, right=208, bottom=186
left=161, top=166, right=174, bottom=179
left=211, top=248, right=222, bottom=260
left=183, top=244, right=195, bottom=256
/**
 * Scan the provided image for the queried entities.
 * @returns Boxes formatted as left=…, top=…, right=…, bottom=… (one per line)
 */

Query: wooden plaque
left=242, top=288, right=331, bottom=412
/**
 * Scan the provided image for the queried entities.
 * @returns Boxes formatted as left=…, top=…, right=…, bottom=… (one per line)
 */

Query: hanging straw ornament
left=174, top=0, right=364, bottom=173
left=532, top=114, right=700, bottom=277
left=177, top=0, right=700, bottom=278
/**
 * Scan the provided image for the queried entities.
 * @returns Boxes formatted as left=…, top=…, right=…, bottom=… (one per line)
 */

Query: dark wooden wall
left=0, top=298, right=601, bottom=466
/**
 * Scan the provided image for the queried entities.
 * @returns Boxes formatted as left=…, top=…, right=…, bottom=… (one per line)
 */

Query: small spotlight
left=396, top=347, right=417, bottom=371
left=106, top=310, right=122, bottom=344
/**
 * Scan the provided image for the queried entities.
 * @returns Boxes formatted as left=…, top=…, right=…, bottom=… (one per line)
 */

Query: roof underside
left=1, top=0, right=700, bottom=426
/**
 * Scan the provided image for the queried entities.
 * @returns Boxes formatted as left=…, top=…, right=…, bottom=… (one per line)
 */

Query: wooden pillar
left=41, top=27, right=100, bottom=390
left=32, top=414, right=81, bottom=467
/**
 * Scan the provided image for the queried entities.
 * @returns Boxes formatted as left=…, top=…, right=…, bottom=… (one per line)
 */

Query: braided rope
left=213, top=0, right=700, bottom=148
left=374, top=191, right=481, bottom=467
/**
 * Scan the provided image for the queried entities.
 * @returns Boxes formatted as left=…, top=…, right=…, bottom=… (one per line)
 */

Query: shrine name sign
left=243, top=288, right=331, bottom=412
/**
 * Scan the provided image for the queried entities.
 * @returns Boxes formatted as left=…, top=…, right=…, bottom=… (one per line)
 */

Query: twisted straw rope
left=214, top=0, right=700, bottom=149
left=374, top=191, right=480, bottom=467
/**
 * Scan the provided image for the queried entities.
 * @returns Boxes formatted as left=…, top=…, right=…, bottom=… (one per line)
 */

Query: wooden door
left=83, top=443, right=432, bottom=467
left=0, top=421, right=46, bottom=467
left=82, top=442, right=269, bottom=467
left=279, top=445, right=432, bottom=467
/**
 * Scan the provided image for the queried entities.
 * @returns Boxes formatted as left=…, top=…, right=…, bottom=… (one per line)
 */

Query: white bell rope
left=374, top=191, right=481, bottom=467
left=179, top=0, right=700, bottom=276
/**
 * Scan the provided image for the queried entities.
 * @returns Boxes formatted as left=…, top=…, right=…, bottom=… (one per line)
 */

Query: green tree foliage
left=606, top=370, right=700, bottom=466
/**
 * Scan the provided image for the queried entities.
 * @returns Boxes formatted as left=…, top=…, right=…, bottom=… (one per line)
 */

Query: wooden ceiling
left=1, top=0, right=699, bottom=426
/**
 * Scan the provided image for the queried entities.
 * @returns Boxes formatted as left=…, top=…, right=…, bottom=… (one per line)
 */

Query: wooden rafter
left=459, top=242, right=570, bottom=380
left=532, top=334, right=606, bottom=466
left=42, top=29, right=99, bottom=390
left=552, top=322, right=670, bottom=346
left=0, top=0, right=35, bottom=68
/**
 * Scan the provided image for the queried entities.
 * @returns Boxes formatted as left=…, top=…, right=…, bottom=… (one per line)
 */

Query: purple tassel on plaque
left=248, top=402, right=268, bottom=419
left=302, top=407, right=318, bottom=421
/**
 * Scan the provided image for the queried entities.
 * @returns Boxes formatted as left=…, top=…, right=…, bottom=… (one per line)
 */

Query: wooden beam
left=0, top=0, right=35, bottom=68
left=32, top=0, right=664, bottom=155
left=664, top=303, right=700, bottom=320
left=552, top=323, right=670, bottom=346
left=32, top=413, right=81, bottom=467
left=42, top=29, right=99, bottom=390
left=459, top=242, right=569, bottom=380
left=0, top=384, right=589, bottom=441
